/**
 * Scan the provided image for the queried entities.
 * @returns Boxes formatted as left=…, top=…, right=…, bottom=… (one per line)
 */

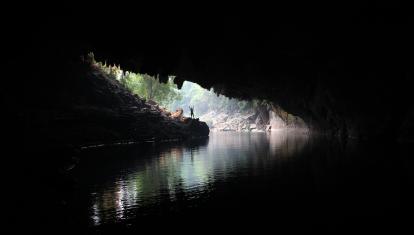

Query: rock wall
left=269, top=111, right=286, bottom=129
left=17, top=61, right=209, bottom=150
left=201, top=103, right=307, bottom=132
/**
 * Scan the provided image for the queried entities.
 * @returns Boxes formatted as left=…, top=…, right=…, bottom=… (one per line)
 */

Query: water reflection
left=80, top=131, right=309, bottom=226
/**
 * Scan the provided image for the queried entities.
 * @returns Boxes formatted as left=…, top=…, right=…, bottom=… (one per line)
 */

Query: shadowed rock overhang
left=5, top=4, right=414, bottom=141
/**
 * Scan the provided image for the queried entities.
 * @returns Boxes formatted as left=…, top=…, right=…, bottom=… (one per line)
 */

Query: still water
left=71, top=131, right=410, bottom=233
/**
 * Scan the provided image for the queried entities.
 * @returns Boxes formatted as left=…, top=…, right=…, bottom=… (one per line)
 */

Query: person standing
left=189, top=106, right=194, bottom=119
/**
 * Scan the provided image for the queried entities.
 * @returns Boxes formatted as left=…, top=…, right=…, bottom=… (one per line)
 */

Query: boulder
left=146, top=99, right=158, bottom=106
left=171, top=108, right=184, bottom=119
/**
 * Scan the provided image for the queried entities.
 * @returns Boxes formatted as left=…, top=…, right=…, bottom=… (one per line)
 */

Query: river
left=16, top=131, right=412, bottom=234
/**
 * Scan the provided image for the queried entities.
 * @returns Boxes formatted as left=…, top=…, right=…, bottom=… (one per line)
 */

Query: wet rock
left=188, top=119, right=210, bottom=137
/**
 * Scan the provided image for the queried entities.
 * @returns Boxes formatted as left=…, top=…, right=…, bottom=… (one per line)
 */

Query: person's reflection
left=185, top=137, right=209, bottom=163
left=190, top=147, right=194, bottom=163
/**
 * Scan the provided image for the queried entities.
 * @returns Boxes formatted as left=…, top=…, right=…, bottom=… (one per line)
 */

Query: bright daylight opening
left=92, top=53, right=308, bottom=133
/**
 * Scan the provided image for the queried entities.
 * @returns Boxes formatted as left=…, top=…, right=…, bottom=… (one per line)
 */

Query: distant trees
left=93, top=59, right=182, bottom=107
left=168, top=81, right=261, bottom=117
left=91, top=54, right=259, bottom=115
left=120, top=73, right=182, bottom=107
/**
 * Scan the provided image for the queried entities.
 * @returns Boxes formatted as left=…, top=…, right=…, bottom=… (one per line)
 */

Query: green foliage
left=95, top=61, right=182, bottom=108
left=121, top=73, right=182, bottom=107
left=94, top=58, right=257, bottom=116
left=169, top=81, right=258, bottom=117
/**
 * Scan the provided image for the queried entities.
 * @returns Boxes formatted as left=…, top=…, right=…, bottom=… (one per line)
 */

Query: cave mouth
left=171, top=81, right=309, bottom=133
left=92, top=54, right=308, bottom=133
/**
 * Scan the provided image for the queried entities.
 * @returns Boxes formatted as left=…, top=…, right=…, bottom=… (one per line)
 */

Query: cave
left=5, top=4, right=414, bottom=234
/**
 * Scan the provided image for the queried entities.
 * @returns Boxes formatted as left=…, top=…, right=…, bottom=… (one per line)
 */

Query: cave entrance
left=168, top=81, right=308, bottom=132
left=92, top=55, right=307, bottom=133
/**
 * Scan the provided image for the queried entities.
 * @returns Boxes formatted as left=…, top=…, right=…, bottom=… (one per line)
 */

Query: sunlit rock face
left=269, top=111, right=286, bottom=129
left=201, top=103, right=307, bottom=132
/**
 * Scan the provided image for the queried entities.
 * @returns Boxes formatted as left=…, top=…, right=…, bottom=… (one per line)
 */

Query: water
left=77, top=131, right=309, bottom=225
left=23, top=131, right=412, bottom=234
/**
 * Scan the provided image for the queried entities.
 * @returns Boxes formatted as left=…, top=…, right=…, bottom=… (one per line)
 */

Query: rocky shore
left=21, top=61, right=209, bottom=151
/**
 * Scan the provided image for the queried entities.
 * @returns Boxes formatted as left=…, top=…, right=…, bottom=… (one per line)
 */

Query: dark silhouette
left=189, top=106, right=194, bottom=119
